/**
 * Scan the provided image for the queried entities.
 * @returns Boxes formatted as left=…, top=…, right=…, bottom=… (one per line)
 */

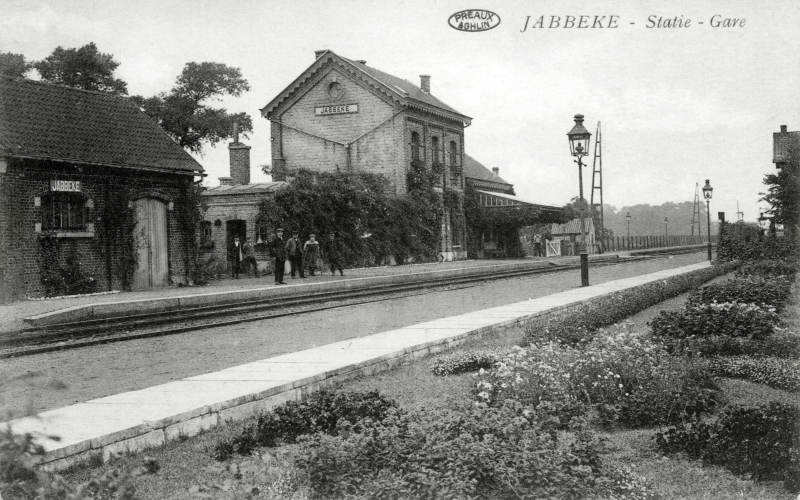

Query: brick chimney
left=781, top=125, right=788, bottom=133
left=228, top=121, right=251, bottom=185
left=492, top=167, right=499, bottom=177
left=420, top=75, right=430, bottom=94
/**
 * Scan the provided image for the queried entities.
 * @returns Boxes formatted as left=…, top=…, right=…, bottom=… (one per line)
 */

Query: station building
left=0, top=77, right=205, bottom=301
left=261, top=50, right=472, bottom=259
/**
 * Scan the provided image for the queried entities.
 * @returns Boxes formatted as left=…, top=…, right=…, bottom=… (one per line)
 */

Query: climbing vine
left=38, top=235, right=97, bottom=297
left=176, top=180, right=210, bottom=285
left=97, top=187, right=138, bottom=290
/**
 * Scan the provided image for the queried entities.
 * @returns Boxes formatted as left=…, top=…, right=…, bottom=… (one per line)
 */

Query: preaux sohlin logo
left=448, top=9, right=501, bottom=32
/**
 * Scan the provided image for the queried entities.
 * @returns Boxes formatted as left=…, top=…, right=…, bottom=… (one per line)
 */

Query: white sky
left=2, top=0, right=798, bottom=225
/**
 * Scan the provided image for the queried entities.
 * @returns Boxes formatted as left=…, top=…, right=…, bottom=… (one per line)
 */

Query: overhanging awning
left=476, top=190, right=562, bottom=213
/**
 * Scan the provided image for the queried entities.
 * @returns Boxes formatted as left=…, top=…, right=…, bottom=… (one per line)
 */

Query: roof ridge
left=0, top=75, right=127, bottom=98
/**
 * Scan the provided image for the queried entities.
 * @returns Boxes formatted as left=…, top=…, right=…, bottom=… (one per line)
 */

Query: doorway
left=132, top=198, right=169, bottom=289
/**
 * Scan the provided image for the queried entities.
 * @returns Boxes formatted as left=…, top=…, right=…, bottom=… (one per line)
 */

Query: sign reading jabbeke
left=50, top=180, right=82, bottom=192
left=315, top=104, right=358, bottom=116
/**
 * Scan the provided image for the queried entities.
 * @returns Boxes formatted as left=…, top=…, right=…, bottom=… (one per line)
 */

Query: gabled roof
left=463, top=154, right=511, bottom=185
left=0, top=77, right=204, bottom=174
left=261, top=50, right=471, bottom=125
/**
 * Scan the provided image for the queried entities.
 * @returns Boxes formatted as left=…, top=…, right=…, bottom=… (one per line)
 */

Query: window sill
left=39, top=231, right=95, bottom=238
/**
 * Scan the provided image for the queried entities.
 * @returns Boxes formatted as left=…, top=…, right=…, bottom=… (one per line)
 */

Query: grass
left=52, top=272, right=799, bottom=499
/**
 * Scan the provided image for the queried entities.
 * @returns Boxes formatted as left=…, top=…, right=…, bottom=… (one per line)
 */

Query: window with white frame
left=41, top=193, right=87, bottom=230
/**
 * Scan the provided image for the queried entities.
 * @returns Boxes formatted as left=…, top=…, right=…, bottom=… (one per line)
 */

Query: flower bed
left=476, top=325, right=719, bottom=429
left=523, top=261, right=739, bottom=345
left=659, top=329, right=800, bottom=358
left=650, top=302, right=780, bottom=341
left=709, top=356, right=800, bottom=391
left=430, top=349, right=501, bottom=376
left=656, top=402, right=800, bottom=493
left=687, top=275, right=793, bottom=312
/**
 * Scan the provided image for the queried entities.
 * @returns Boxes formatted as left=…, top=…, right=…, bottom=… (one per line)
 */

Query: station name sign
left=315, top=104, right=358, bottom=116
left=50, top=180, right=82, bottom=192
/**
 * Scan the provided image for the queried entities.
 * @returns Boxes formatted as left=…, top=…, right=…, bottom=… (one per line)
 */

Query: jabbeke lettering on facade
left=315, top=104, right=358, bottom=116
left=50, top=179, right=82, bottom=192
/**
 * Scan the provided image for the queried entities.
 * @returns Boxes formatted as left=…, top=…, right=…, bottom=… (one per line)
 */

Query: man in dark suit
left=229, top=235, right=244, bottom=279
left=270, top=228, right=287, bottom=285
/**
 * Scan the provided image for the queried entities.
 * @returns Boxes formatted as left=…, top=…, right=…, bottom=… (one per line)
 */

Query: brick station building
left=0, top=77, right=205, bottom=301
left=262, top=50, right=472, bottom=260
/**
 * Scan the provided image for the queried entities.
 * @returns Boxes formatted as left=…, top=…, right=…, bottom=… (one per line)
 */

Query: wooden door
left=133, top=198, right=169, bottom=289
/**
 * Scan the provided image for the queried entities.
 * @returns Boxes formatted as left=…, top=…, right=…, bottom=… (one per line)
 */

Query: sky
left=2, top=0, right=798, bottom=228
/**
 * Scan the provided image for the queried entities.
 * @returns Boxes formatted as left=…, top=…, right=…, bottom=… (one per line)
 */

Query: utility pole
left=590, top=121, right=604, bottom=239
left=691, top=183, right=701, bottom=237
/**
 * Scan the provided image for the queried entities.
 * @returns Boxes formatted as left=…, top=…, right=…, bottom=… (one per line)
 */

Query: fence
left=595, top=234, right=718, bottom=253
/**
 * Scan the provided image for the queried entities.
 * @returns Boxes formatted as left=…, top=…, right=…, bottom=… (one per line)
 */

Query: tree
left=132, top=62, right=252, bottom=154
left=762, top=143, right=799, bottom=240
left=0, top=51, right=31, bottom=78
left=33, top=42, right=127, bottom=94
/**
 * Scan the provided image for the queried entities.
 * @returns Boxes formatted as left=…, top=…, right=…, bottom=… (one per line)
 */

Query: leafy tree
left=761, top=143, right=799, bottom=240
left=132, top=62, right=252, bottom=154
left=0, top=51, right=31, bottom=78
left=33, top=42, right=127, bottom=94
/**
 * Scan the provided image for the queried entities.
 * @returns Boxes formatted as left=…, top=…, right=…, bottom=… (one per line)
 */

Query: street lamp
left=626, top=212, right=631, bottom=248
left=664, top=217, right=669, bottom=239
left=567, top=114, right=591, bottom=287
left=702, top=179, right=713, bottom=261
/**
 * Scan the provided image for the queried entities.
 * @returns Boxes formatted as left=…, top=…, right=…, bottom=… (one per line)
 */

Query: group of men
left=228, top=229, right=345, bottom=285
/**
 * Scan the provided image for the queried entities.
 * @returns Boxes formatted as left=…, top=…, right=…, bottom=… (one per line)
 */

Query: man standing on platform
left=533, top=233, right=543, bottom=257
left=242, top=236, right=259, bottom=278
left=229, top=235, right=244, bottom=279
left=286, top=231, right=305, bottom=278
left=270, top=228, right=287, bottom=285
left=326, top=232, right=345, bottom=276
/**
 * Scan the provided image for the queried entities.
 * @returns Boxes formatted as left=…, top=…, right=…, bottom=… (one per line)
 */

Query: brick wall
left=203, top=191, right=272, bottom=272
left=0, top=158, right=199, bottom=302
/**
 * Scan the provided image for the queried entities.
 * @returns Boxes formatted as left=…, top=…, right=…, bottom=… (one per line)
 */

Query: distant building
left=549, top=218, right=596, bottom=256
left=771, top=124, right=799, bottom=237
left=0, top=77, right=204, bottom=301
left=463, top=154, right=561, bottom=257
left=201, top=127, right=286, bottom=275
left=262, top=50, right=472, bottom=260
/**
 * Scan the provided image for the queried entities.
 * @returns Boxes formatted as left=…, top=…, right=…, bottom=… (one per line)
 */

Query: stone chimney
left=420, top=75, right=430, bottom=94
left=781, top=125, right=788, bottom=133
left=228, top=121, right=251, bottom=185
left=315, top=50, right=328, bottom=59
left=492, top=167, right=499, bottom=177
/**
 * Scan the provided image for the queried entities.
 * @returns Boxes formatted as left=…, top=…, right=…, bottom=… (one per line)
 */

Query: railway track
left=1, top=256, right=650, bottom=358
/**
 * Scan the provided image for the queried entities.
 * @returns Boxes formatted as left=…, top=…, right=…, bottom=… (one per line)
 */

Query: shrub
left=656, top=402, right=800, bottom=492
left=717, top=232, right=798, bottom=264
left=658, top=329, right=800, bottom=358
left=736, top=259, right=797, bottom=279
left=213, top=390, right=397, bottom=460
left=650, top=302, right=780, bottom=341
left=430, top=349, right=501, bottom=376
left=709, top=356, right=800, bottom=391
left=523, top=262, right=739, bottom=346
left=0, top=428, right=147, bottom=500
left=294, top=401, right=658, bottom=500
left=687, top=276, right=793, bottom=312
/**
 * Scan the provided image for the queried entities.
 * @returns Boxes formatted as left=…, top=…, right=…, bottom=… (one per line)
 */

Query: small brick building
left=0, top=77, right=205, bottom=302
left=262, top=50, right=473, bottom=260
left=201, top=127, right=286, bottom=275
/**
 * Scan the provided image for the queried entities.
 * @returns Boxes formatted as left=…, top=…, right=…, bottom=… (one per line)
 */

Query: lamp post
left=702, top=179, right=713, bottom=261
left=567, top=114, right=591, bottom=287
left=626, top=212, right=631, bottom=248
left=664, top=217, right=669, bottom=241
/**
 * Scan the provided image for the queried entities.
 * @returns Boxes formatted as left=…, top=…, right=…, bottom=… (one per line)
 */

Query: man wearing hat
left=285, top=230, right=305, bottom=278
left=270, top=228, right=287, bottom=285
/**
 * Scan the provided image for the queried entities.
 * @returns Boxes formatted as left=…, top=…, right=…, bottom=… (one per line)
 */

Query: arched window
left=411, top=132, right=420, bottom=161
left=214, top=219, right=222, bottom=227
left=431, top=136, right=440, bottom=163
left=42, top=193, right=87, bottom=230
